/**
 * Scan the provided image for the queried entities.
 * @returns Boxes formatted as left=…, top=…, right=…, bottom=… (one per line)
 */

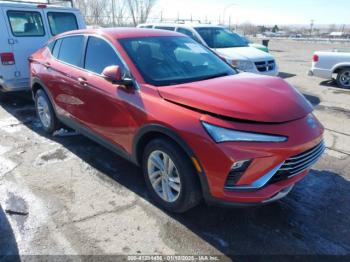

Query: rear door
left=2, top=6, right=47, bottom=84
left=0, top=7, right=16, bottom=85
left=43, top=10, right=83, bottom=37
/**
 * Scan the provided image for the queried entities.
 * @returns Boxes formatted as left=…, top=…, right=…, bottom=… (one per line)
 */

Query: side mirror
left=102, top=65, right=134, bottom=87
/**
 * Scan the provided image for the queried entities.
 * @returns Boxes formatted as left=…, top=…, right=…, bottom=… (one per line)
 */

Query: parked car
left=241, top=36, right=269, bottom=53
left=0, top=1, right=85, bottom=98
left=308, top=49, right=350, bottom=89
left=30, top=28, right=324, bottom=213
left=138, top=23, right=278, bottom=76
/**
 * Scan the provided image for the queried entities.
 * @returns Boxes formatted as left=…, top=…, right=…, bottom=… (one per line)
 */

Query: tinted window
left=7, top=10, right=44, bottom=37
left=155, top=26, right=175, bottom=31
left=52, top=39, right=62, bottom=58
left=177, top=28, right=198, bottom=41
left=47, top=41, right=55, bottom=52
left=58, top=36, right=84, bottom=66
left=195, top=27, right=248, bottom=48
left=120, top=36, right=235, bottom=86
left=47, top=12, right=78, bottom=36
left=84, top=37, right=123, bottom=74
left=139, top=25, right=153, bottom=28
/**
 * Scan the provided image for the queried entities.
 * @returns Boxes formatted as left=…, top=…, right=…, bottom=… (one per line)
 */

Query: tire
left=142, top=138, right=202, bottom=213
left=336, top=68, right=350, bottom=89
left=35, top=89, right=60, bottom=134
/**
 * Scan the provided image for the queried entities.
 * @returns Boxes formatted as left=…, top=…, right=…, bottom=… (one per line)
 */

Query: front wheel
left=336, top=68, right=350, bottom=89
left=35, top=89, right=60, bottom=134
left=142, top=138, right=202, bottom=213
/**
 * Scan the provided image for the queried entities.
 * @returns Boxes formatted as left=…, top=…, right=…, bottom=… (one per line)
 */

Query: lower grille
left=270, top=140, right=325, bottom=183
left=255, top=60, right=275, bottom=72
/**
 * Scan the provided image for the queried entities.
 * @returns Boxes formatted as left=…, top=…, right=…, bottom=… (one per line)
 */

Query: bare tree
left=238, top=22, right=259, bottom=36
left=126, top=0, right=157, bottom=26
left=328, top=24, right=337, bottom=33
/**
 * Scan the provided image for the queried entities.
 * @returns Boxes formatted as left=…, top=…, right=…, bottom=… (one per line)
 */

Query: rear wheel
left=35, top=89, right=60, bottom=134
left=142, top=138, right=202, bottom=213
left=336, top=68, right=350, bottom=89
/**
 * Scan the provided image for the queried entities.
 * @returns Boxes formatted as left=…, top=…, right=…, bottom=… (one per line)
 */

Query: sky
left=151, top=0, right=350, bottom=26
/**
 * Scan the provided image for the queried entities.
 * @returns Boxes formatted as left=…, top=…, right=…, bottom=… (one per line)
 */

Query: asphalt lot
left=0, top=39, right=350, bottom=260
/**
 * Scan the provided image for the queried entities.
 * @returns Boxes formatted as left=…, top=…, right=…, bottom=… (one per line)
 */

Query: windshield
left=195, top=27, right=249, bottom=49
left=119, top=36, right=236, bottom=86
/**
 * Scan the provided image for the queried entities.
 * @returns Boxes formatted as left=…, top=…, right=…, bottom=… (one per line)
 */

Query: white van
left=0, top=1, right=85, bottom=95
left=138, top=23, right=279, bottom=76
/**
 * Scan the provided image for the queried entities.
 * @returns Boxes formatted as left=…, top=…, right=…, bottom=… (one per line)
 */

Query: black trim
left=132, top=124, right=211, bottom=197
left=7, top=10, right=46, bottom=37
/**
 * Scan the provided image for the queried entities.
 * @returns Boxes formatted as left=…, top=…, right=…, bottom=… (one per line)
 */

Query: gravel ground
left=0, top=39, right=350, bottom=261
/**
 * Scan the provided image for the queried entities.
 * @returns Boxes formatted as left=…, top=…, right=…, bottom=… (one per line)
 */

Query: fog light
left=231, top=160, right=250, bottom=170
left=225, top=160, right=251, bottom=187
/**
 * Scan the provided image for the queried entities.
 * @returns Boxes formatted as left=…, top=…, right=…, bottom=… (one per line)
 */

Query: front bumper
left=205, top=183, right=296, bottom=207
left=186, top=114, right=324, bottom=206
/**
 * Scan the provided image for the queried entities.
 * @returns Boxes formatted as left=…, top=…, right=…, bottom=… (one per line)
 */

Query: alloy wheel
left=147, top=150, right=181, bottom=203
left=339, top=70, right=350, bottom=88
left=37, top=95, right=52, bottom=128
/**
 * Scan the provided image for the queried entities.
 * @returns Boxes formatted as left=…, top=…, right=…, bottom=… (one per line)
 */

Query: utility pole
left=111, top=0, right=115, bottom=27
left=310, top=19, right=314, bottom=38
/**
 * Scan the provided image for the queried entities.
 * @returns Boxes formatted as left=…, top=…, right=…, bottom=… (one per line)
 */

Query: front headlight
left=232, top=60, right=254, bottom=71
left=202, top=122, right=288, bottom=143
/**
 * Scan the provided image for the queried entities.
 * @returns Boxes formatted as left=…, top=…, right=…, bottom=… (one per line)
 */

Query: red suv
left=29, top=28, right=324, bottom=212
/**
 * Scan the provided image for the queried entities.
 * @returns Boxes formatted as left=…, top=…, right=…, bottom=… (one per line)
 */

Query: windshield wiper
left=197, top=72, right=229, bottom=81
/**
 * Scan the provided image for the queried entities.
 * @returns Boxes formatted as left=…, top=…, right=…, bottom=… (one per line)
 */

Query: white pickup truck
left=308, top=49, right=350, bottom=89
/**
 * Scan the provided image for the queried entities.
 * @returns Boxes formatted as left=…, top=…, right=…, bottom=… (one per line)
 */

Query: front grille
left=255, top=60, right=275, bottom=72
left=270, top=140, right=325, bottom=183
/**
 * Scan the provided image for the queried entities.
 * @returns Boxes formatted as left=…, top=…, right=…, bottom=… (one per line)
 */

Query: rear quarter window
left=58, top=36, right=84, bottom=67
left=7, top=10, right=45, bottom=37
left=47, top=12, right=78, bottom=36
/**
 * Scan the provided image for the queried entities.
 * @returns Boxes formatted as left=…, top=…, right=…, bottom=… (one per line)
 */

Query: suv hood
left=158, top=73, right=312, bottom=123
left=215, top=46, right=274, bottom=61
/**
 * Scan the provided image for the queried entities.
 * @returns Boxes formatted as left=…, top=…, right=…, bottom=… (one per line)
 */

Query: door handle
left=77, top=77, right=88, bottom=87
left=44, top=62, right=51, bottom=69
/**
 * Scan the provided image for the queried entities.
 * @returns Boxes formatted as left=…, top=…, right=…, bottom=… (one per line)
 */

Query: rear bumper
left=308, top=67, right=333, bottom=79
left=0, top=78, right=30, bottom=92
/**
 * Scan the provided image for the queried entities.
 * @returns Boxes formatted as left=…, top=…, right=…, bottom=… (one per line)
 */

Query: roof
left=0, top=1, right=79, bottom=11
left=330, top=32, right=344, bottom=36
left=57, top=27, right=184, bottom=39
left=138, top=22, right=224, bottom=29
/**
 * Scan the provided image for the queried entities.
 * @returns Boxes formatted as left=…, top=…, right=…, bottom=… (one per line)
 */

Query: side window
left=84, top=36, right=123, bottom=74
left=177, top=28, right=195, bottom=39
left=58, top=36, right=84, bottom=67
left=154, top=26, right=175, bottom=31
left=7, top=10, right=45, bottom=37
left=177, top=28, right=200, bottom=43
left=47, top=40, right=55, bottom=52
left=52, top=39, right=62, bottom=58
left=47, top=12, right=78, bottom=36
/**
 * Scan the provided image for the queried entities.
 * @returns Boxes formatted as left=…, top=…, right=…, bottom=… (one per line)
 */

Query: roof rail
left=3, top=0, right=73, bottom=7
